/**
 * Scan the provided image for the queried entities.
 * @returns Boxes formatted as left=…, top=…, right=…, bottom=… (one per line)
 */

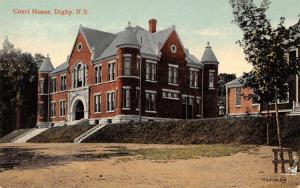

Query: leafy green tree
left=218, top=73, right=236, bottom=116
left=0, top=37, right=38, bottom=134
left=229, top=0, right=300, bottom=147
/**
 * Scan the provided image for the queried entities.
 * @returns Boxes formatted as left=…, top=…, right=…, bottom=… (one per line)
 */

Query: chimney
left=148, top=19, right=157, bottom=33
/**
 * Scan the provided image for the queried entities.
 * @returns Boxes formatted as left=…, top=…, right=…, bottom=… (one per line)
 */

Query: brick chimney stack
left=148, top=19, right=157, bottom=33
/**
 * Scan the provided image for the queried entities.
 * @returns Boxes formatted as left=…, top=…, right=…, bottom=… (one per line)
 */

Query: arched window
left=73, top=63, right=87, bottom=88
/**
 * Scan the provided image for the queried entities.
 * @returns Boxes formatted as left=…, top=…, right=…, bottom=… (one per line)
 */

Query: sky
left=0, top=0, right=299, bottom=76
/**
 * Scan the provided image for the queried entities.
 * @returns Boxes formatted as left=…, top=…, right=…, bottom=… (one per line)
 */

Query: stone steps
left=74, top=123, right=107, bottom=143
left=12, top=128, right=49, bottom=143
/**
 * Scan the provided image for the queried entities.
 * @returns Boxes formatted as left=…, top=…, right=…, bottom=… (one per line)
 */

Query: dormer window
left=77, top=43, right=83, bottom=52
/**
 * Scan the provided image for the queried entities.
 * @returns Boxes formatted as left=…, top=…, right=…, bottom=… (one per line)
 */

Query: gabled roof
left=200, top=42, right=219, bottom=64
left=80, top=25, right=116, bottom=58
left=96, top=24, right=176, bottom=61
left=50, top=61, right=68, bottom=75
left=39, top=55, right=54, bottom=72
left=51, top=22, right=203, bottom=72
left=226, top=76, right=244, bottom=87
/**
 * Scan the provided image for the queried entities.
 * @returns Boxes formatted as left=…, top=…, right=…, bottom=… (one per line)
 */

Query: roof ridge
left=81, top=25, right=116, bottom=35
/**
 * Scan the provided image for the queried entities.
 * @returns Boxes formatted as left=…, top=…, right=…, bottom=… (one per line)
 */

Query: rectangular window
left=209, top=70, right=214, bottom=88
left=39, top=79, right=45, bottom=94
left=146, top=62, right=157, bottom=81
left=145, top=92, right=156, bottom=112
left=136, top=88, right=140, bottom=110
left=94, top=94, right=101, bottom=113
left=60, top=75, right=66, bottom=91
left=38, top=102, right=44, bottom=117
left=50, top=78, right=56, bottom=93
left=51, top=102, right=56, bottom=117
left=236, top=87, right=241, bottom=106
left=137, top=57, right=141, bottom=77
left=95, top=65, right=102, bottom=84
left=196, top=98, right=201, bottom=115
left=59, top=101, right=66, bottom=116
left=124, top=57, right=131, bottom=76
left=162, top=89, right=179, bottom=100
left=122, top=88, right=130, bottom=108
left=168, top=65, right=178, bottom=84
left=108, top=63, right=115, bottom=81
left=190, top=70, right=198, bottom=88
left=106, top=92, right=115, bottom=112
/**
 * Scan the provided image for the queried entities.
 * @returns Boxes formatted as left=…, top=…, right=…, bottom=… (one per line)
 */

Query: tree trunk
left=267, top=103, right=270, bottom=145
left=275, top=97, right=282, bottom=148
left=15, top=88, right=21, bottom=129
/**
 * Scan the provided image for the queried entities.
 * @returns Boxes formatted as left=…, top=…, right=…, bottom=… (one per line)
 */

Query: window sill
left=235, top=105, right=241, bottom=108
left=107, top=80, right=116, bottom=83
left=50, top=116, right=56, bottom=118
left=251, top=104, right=259, bottom=106
left=122, top=108, right=131, bottom=110
left=196, top=115, right=202, bottom=117
left=190, top=86, right=199, bottom=89
left=168, top=83, right=178, bottom=86
left=208, top=87, right=215, bottom=90
left=162, top=97, right=180, bottom=100
left=94, top=112, right=101, bottom=114
left=118, top=76, right=140, bottom=79
left=146, top=80, right=157, bottom=83
left=106, top=110, right=115, bottom=113
left=145, top=110, right=157, bottom=113
left=59, top=116, right=65, bottom=118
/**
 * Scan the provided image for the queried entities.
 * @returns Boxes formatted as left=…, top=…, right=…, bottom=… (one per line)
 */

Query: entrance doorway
left=75, top=100, right=84, bottom=120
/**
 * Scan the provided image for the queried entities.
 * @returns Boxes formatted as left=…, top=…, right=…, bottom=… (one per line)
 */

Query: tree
left=230, top=0, right=300, bottom=147
left=218, top=73, right=236, bottom=116
left=0, top=37, right=38, bottom=134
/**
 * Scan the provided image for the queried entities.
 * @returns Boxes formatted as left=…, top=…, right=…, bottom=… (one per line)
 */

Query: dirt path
left=0, top=143, right=299, bottom=188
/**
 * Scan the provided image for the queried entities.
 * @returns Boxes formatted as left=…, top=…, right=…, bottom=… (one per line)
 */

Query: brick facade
left=37, top=19, right=219, bottom=126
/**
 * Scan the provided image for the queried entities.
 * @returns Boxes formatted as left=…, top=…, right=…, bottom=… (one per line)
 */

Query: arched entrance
left=75, top=100, right=84, bottom=120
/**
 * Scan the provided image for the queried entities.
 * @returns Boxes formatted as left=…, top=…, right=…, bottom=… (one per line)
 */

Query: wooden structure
left=273, top=148, right=294, bottom=174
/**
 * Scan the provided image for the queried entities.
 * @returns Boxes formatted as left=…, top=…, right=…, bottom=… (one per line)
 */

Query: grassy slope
left=83, top=116, right=300, bottom=149
left=28, top=124, right=94, bottom=143
left=0, top=128, right=32, bottom=143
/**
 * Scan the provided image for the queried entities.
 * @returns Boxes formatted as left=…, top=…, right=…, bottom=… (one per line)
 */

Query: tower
left=115, top=22, right=141, bottom=114
left=201, top=42, right=219, bottom=118
left=36, top=55, right=54, bottom=127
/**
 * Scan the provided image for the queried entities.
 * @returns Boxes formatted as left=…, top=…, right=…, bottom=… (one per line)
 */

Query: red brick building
left=226, top=48, right=300, bottom=117
left=37, top=19, right=219, bottom=127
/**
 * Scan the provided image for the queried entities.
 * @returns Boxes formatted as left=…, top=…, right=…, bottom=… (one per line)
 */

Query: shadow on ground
left=0, top=146, right=134, bottom=172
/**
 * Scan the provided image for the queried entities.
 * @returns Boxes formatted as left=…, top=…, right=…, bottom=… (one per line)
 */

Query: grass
left=112, top=144, right=254, bottom=161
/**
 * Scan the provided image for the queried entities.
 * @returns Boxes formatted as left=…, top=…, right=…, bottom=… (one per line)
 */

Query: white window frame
left=168, top=64, right=178, bottom=85
left=235, top=87, right=241, bottom=107
left=108, top=61, right=115, bottom=81
left=94, top=65, right=102, bottom=84
left=124, top=55, right=131, bottom=76
left=60, top=74, right=66, bottom=91
left=122, top=86, right=131, bottom=109
left=106, top=91, right=115, bottom=112
left=146, top=59, right=157, bottom=82
left=50, top=101, right=56, bottom=117
left=145, top=90, right=157, bottom=113
left=94, top=93, right=101, bottom=113
left=39, top=78, right=45, bottom=94
left=189, top=68, right=199, bottom=88
left=162, top=89, right=180, bottom=100
left=59, top=100, right=66, bottom=117
left=50, top=77, right=56, bottom=93
left=209, top=70, right=215, bottom=89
